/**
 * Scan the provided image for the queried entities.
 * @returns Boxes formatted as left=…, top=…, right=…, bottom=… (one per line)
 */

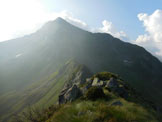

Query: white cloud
left=136, top=34, right=151, bottom=43
left=61, top=15, right=129, bottom=41
left=135, top=10, right=162, bottom=56
left=97, top=20, right=129, bottom=41
left=56, top=11, right=90, bottom=31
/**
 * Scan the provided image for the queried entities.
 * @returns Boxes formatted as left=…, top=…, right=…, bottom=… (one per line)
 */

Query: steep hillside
left=0, top=17, right=162, bottom=105
left=15, top=72, right=162, bottom=122
left=0, top=61, right=92, bottom=122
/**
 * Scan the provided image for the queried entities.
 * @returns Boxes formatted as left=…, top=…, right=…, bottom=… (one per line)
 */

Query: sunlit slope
left=15, top=71, right=162, bottom=122
left=0, top=17, right=162, bottom=105
left=0, top=61, right=92, bottom=122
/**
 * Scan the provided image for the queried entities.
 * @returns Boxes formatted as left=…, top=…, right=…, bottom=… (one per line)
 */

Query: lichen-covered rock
left=111, top=100, right=123, bottom=106
left=99, top=80, right=106, bottom=87
left=81, top=82, right=92, bottom=94
left=58, top=86, right=70, bottom=104
left=92, top=78, right=106, bottom=87
left=59, top=84, right=81, bottom=104
left=59, top=72, right=130, bottom=104
left=106, top=78, right=119, bottom=91
left=64, top=85, right=81, bottom=101
left=86, top=78, right=93, bottom=84
left=106, top=78, right=128, bottom=98
left=92, top=78, right=100, bottom=86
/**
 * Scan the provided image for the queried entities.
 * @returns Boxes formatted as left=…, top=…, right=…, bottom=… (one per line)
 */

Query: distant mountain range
left=0, top=17, right=162, bottom=121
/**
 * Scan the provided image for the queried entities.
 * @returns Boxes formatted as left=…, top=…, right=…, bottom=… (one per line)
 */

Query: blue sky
left=40, top=0, right=162, bottom=40
left=38, top=0, right=162, bottom=57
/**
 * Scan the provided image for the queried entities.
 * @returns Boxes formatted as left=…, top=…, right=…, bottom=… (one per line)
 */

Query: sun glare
left=0, top=0, right=49, bottom=42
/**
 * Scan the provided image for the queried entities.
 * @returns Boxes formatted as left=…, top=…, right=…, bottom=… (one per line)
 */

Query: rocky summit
left=40, top=71, right=162, bottom=122
left=59, top=72, right=142, bottom=104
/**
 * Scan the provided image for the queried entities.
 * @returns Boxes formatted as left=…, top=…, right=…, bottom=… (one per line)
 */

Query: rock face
left=59, top=84, right=81, bottom=104
left=92, top=78, right=100, bottom=86
left=81, top=80, right=92, bottom=94
left=59, top=72, right=131, bottom=104
left=58, top=85, right=71, bottom=104
left=57, top=71, right=159, bottom=120
left=106, top=78, right=128, bottom=98
left=106, top=78, right=118, bottom=91
left=58, top=62, right=92, bottom=104
left=64, top=85, right=81, bottom=101
left=92, top=78, right=106, bottom=87
left=111, top=100, right=123, bottom=106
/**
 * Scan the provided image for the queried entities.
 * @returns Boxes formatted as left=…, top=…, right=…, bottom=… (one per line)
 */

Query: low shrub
left=85, top=86, right=105, bottom=101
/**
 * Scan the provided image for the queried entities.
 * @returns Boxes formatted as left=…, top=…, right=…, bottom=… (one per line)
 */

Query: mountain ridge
left=1, top=17, right=162, bottom=98
left=13, top=62, right=162, bottom=122
left=0, top=18, right=162, bottom=121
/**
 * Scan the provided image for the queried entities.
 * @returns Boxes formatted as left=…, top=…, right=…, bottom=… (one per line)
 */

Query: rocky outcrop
left=58, top=61, right=92, bottom=104
left=92, top=78, right=106, bottom=87
left=59, top=72, right=132, bottom=104
left=59, top=84, right=82, bottom=104
left=111, top=100, right=123, bottom=106
left=81, top=79, right=92, bottom=94
left=105, top=78, right=128, bottom=98
left=106, top=78, right=118, bottom=90
left=56, top=71, right=160, bottom=121
left=92, top=78, right=100, bottom=86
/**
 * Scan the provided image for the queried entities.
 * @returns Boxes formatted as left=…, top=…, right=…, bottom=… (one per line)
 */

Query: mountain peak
left=55, top=17, right=66, bottom=22
left=53, top=17, right=70, bottom=25
left=39, top=17, right=86, bottom=34
left=38, top=17, right=71, bottom=33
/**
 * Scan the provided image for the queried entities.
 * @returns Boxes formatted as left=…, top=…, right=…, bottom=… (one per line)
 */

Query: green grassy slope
left=15, top=72, right=161, bottom=122
left=47, top=100, right=159, bottom=122
left=0, top=61, right=92, bottom=122
left=45, top=72, right=162, bottom=122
